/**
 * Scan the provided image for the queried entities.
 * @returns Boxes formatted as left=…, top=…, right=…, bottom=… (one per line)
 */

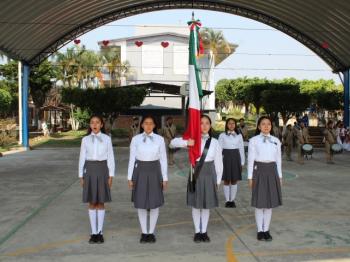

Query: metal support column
left=343, top=69, right=350, bottom=127
left=22, top=63, right=30, bottom=149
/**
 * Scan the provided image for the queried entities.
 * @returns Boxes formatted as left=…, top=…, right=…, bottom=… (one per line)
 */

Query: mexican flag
left=183, top=16, right=204, bottom=167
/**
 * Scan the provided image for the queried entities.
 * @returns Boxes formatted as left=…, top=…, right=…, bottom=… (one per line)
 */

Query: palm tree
left=200, top=28, right=237, bottom=66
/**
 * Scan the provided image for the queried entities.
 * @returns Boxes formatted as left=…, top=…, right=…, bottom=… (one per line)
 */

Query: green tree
left=0, top=89, right=12, bottom=116
left=261, top=83, right=310, bottom=125
left=61, top=86, right=147, bottom=129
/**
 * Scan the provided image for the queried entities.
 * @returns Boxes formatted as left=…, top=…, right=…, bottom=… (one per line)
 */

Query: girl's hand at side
left=128, top=180, right=134, bottom=190
left=248, top=179, right=253, bottom=190
left=108, top=177, right=113, bottom=188
left=162, top=181, right=168, bottom=191
left=187, top=139, right=195, bottom=146
left=80, top=178, right=84, bottom=187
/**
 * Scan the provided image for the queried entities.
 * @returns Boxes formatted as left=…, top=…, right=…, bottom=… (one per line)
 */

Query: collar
left=260, top=132, right=271, bottom=137
left=91, top=131, right=102, bottom=136
left=142, top=131, right=154, bottom=137
left=202, top=134, right=210, bottom=140
left=227, top=131, right=236, bottom=136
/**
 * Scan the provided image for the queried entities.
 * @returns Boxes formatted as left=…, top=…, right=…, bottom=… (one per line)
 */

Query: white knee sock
left=201, top=209, right=210, bottom=233
left=255, top=208, right=264, bottom=232
left=230, top=184, right=238, bottom=201
left=192, top=208, right=201, bottom=233
left=149, top=208, right=159, bottom=234
left=88, top=209, right=97, bottom=234
left=223, top=185, right=230, bottom=202
left=263, top=208, right=272, bottom=232
left=97, top=209, right=105, bottom=234
left=137, top=209, right=148, bottom=234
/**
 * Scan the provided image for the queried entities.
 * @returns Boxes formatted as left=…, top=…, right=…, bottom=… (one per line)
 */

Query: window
left=142, top=45, right=164, bottom=74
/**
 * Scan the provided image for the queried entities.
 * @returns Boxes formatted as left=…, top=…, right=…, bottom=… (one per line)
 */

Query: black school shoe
left=96, top=233, right=104, bottom=244
left=193, top=233, right=202, bottom=243
left=257, top=232, right=265, bottom=241
left=148, top=234, right=156, bottom=243
left=230, top=201, right=236, bottom=208
left=264, top=231, right=273, bottom=241
left=89, top=234, right=98, bottom=244
left=201, top=232, right=211, bottom=243
left=225, top=201, right=231, bottom=208
left=140, top=233, right=148, bottom=244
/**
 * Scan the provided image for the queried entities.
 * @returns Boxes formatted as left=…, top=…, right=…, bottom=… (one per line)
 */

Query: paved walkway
left=0, top=147, right=349, bottom=262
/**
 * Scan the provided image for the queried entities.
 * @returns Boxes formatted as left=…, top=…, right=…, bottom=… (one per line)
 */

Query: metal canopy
left=0, top=0, right=349, bottom=72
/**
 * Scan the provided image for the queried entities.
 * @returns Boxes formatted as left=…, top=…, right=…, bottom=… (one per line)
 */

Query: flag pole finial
left=192, top=11, right=195, bottom=21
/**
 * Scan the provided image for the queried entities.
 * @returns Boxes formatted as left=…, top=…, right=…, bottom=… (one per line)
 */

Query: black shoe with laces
left=230, top=201, right=236, bottom=208
left=257, top=232, right=265, bottom=241
left=148, top=234, right=156, bottom=243
left=201, top=232, right=211, bottom=243
left=96, top=232, right=104, bottom=244
left=193, top=233, right=202, bottom=243
left=225, top=201, right=231, bottom=208
left=89, top=234, right=97, bottom=244
left=264, top=231, right=273, bottom=241
left=140, top=233, right=148, bottom=244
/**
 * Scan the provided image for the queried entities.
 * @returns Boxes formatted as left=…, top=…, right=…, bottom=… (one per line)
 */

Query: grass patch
left=31, top=130, right=86, bottom=148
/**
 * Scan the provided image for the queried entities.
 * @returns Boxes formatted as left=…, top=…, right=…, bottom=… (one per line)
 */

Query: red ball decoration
left=135, top=41, right=143, bottom=47
left=74, top=39, right=81, bottom=45
left=161, top=41, right=169, bottom=48
left=102, top=40, right=110, bottom=46
left=321, top=41, right=329, bottom=49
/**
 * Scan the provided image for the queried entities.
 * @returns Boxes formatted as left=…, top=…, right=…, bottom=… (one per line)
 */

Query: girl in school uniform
left=79, top=115, right=115, bottom=244
left=170, top=115, right=223, bottom=243
left=248, top=116, right=282, bottom=241
left=127, top=115, right=168, bottom=244
left=218, top=118, right=245, bottom=208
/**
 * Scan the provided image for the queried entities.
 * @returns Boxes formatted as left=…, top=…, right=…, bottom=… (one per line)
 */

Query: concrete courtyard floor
left=0, top=146, right=350, bottom=262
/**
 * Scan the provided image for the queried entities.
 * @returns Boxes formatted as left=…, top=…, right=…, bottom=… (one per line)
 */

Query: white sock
left=192, top=208, right=201, bottom=233
left=149, top=208, right=159, bottom=234
left=137, top=209, right=148, bottom=234
left=88, top=209, right=97, bottom=235
left=255, top=208, right=264, bottom=232
left=201, top=209, right=210, bottom=233
left=263, top=208, right=272, bottom=232
left=97, top=209, right=105, bottom=234
left=223, top=185, right=230, bottom=202
left=230, top=184, right=238, bottom=201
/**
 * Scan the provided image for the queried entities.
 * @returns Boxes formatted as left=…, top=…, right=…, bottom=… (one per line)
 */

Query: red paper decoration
left=135, top=41, right=143, bottom=47
left=321, top=41, right=329, bottom=49
left=161, top=41, right=169, bottom=48
left=102, top=40, right=110, bottom=46
left=74, top=39, right=81, bottom=45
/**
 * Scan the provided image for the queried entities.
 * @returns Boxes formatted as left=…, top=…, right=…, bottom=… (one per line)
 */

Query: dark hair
left=140, top=115, right=158, bottom=134
left=201, top=114, right=213, bottom=137
left=255, top=115, right=274, bottom=136
left=239, top=118, right=245, bottom=122
left=327, top=120, right=334, bottom=128
left=87, top=115, right=106, bottom=135
left=166, top=116, right=173, bottom=121
left=225, top=118, right=239, bottom=134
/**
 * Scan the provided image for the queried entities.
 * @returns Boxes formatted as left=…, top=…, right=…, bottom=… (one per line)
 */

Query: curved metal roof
left=0, top=0, right=349, bottom=72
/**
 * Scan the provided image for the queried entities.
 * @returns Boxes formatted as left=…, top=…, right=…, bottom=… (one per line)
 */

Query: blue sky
left=63, top=9, right=341, bottom=85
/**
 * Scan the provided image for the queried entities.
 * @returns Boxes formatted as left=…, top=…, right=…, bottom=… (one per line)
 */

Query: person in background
left=129, top=117, right=140, bottom=142
left=161, top=116, right=177, bottom=166
left=296, top=122, right=310, bottom=164
left=323, top=120, right=337, bottom=164
left=282, top=124, right=294, bottom=161
left=238, top=118, right=249, bottom=141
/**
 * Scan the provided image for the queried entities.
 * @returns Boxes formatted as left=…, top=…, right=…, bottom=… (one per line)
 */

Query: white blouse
left=247, top=133, right=282, bottom=179
left=78, top=132, right=115, bottom=178
left=127, top=132, right=168, bottom=181
left=170, top=135, right=223, bottom=185
left=218, top=132, right=245, bottom=166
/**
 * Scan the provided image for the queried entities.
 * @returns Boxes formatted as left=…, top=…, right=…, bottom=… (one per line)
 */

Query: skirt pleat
left=251, top=161, right=282, bottom=208
left=83, top=160, right=111, bottom=204
left=222, top=148, right=242, bottom=182
left=187, top=161, right=219, bottom=209
left=132, top=160, right=164, bottom=209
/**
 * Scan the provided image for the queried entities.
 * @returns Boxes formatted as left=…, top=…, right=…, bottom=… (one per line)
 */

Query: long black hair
left=140, top=115, right=158, bottom=134
left=201, top=114, right=213, bottom=137
left=225, top=118, right=239, bottom=134
left=255, top=115, right=274, bottom=136
left=87, top=115, right=106, bottom=135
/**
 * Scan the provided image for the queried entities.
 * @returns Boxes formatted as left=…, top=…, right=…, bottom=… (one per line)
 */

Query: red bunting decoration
left=102, top=40, right=110, bottom=46
left=161, top=41, right=169, bottom=48
left=321, top=41, right=329, bottom=49
left=135, top=41, right=143, bottom=47
left=74, top=39, right=81, bottom=45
